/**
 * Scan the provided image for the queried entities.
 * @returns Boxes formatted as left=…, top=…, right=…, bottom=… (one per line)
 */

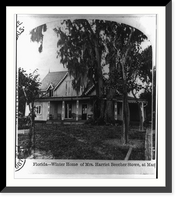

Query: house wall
left=48, top=100, right=93, bottom=120
left=53, top=74, right=82, bottom=97
left=49, top=102, right=57, bottom=119
left=34, top=99, right=142, bottom=122
left=34, top=101, right=49, bottom=121
left=57, top=103, right=62, bottom=115
left=88, top=89, right=96, bottom=96
left=49, top=102, right=62, bottom=120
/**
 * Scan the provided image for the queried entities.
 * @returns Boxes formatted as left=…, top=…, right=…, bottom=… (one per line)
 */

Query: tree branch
left=120, top=28, right=135, bottom=65
left=83, top=19, right=95, bottom=37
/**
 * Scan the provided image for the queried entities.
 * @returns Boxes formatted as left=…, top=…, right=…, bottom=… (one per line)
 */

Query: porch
left=34, top=96, right=147, bottom=129
left=46, top=119, right=86, bottom=125
left=48, top=97, right=93, bottom=122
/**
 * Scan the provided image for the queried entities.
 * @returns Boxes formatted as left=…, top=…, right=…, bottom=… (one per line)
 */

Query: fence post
left=145, top=128, right=152, bottom=160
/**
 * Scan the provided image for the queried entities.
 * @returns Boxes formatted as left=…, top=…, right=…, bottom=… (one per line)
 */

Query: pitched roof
left=40, top=71, right=68, bottom=91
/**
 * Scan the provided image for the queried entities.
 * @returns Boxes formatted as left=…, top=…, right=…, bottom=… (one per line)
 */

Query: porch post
left=76, top=100, right=79, bottom=121
left=47, top=101, right=50, bottom=120
left=62, top=100, right=65, bottom=120
left=114, top=101, right=118, bottom=120
left=141, top=102, right=144, bottom=122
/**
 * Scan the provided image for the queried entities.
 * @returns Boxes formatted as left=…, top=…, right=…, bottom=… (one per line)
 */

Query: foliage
left=18, top=116, right=31, bottom=130
left=54, top=20, right=151, bottom=95
left=30, top=24, right=47, bottom=52
left=128, top=46, right=152, bottom=96
left=18, top=67, right=41, bottom=115
left=29, top=20, right=152, bottom=101
left=102, top=22, right=151, bottom=95
left=54, top=19, right=107, bottom=93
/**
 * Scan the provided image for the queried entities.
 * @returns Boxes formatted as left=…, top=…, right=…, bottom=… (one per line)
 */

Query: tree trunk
left=117, top=28, right=134, bottom=143
left=120, top=62, right=129, bottom=144
left=94, top=40, right=105, bottom=123
left=105, top=99, right=115, bottom=124
left=122, top=91, right=129, bottom=144
left=104, top=86, right=115, bottom=123
left=104, top=59, right=116, bottom=123
left=98, top=77, right=105, bottom=119
left=131, top=90, right=143, bottom=131
left=94, top=78, right=105, bottom=124
left=128, top=103, right=130, bottom=127
left=28, top=102, right=36, bottom=155
left=138, top=103, right=143, bottom=130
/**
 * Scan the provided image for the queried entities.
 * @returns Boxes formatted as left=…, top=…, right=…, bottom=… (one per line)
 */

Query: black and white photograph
left=15, top=14, right=157, bottom=178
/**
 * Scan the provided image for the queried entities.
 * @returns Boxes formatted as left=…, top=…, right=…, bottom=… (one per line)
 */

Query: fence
left=145, top=128, right=155, bottom=160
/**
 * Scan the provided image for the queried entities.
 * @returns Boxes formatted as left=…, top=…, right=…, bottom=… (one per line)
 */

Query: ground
left=18, top=123, right=146, bottom=160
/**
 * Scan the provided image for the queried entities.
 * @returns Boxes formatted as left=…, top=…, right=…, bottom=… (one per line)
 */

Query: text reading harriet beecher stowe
left=33, top=162, right=155, bottom=167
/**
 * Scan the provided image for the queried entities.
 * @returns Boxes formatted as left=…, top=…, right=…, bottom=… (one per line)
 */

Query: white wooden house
left=34, top=71, right=147, bottom=124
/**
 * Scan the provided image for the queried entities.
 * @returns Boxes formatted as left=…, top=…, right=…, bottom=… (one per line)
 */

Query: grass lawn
left=18, top=123, right=145, bottom=160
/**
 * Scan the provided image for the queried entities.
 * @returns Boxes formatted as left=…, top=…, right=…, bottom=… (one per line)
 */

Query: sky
left=17, top=15, right=155, bottom=81
left=17, top=17, right=65, bottom=80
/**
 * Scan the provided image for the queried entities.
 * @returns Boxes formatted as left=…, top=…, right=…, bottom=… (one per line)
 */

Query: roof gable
left=40, top=71, right=68, bottom=91
left=39, top=71, right=146, bottom=102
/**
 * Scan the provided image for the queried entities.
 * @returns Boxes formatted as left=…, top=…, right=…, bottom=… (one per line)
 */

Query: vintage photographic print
left=15, top=14, right=157, bottom=178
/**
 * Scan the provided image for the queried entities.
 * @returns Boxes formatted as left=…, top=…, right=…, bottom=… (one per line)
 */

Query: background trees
left=18, top=67, right=41, bottom=152
left=18, top=68, right=41, bottom=116
left=101, top=22, right=150, bottom=143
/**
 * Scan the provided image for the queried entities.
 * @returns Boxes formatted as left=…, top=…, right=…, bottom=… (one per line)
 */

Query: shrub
left=18, top=116, right=30, bottom=130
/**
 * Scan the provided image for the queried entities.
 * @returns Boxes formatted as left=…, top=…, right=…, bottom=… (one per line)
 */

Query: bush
left=18, top=116, right=30, bottom=130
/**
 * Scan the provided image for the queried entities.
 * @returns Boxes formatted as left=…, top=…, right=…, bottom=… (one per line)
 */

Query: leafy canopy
left=18, top=68, right=41, bottom=115
left=29, top=19, right=152, bottom=98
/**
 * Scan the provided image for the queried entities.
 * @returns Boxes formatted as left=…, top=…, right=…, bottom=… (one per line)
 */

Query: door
left=82, top=104, right=87, bottom=120
left=65, top=103, right=72, bottom=119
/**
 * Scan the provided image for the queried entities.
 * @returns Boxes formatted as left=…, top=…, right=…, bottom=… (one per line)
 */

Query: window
left=36, top=105, right=42, bottom=115
left=49, top=89, right=53, bottom=97
left=65, top=103, right=72, bottom=118
left=48, top=84, right=53, bottom=97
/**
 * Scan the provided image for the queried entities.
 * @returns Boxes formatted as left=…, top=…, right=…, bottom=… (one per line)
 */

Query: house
left=34, top=71, right=147, bottom=125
